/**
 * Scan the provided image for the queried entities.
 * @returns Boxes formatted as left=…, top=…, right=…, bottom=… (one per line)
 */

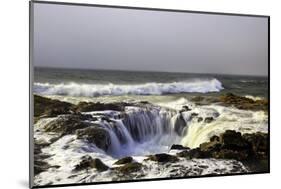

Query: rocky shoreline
left=33, top=94, right=269, bottom=185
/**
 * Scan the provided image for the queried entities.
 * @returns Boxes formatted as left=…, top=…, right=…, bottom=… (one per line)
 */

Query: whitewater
left=34, top=78, right=223, bottom=97
left=33, top=68, right=268, bottom=185
left=33, top=97, right=267, bottom=185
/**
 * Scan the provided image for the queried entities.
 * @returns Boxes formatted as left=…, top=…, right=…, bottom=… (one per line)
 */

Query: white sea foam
left=34, top=79, right=224, bottom=97
left=34, top=133, right=248, bottom=185
left=244, top=95, right=264, bottom=101
left=181, top=105, right=268, bottom=148
left=33, top=97, right=267, bottom=186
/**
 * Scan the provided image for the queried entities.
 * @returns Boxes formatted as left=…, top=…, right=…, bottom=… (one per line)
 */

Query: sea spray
left=34, top=98, right=268, bottom=159
left=34, top=78, right=224, bottom=97
left=33, top=98, right=267, bottom=185
left=77, top=100, right=267, bottom=157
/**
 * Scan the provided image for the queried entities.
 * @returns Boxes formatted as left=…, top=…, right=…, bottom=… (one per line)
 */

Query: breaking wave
left=34, top=79, right=223, bottom=97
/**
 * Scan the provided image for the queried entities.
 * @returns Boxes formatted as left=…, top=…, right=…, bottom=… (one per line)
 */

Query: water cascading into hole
left=97, top=107, right=189, bottom=158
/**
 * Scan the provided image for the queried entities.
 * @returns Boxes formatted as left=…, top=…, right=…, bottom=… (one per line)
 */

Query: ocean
left=33, top=67, right=269, bottom=185
left=34, top=67, right=268, bottom=102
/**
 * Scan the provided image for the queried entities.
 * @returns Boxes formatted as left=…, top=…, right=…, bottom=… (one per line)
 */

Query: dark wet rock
left=210, top=135, right=220, bottom=142
left=74, top=155, right=93, bottom=171
left=114, top=157, right=134, bottom=165
left=243, top=132, right=268, bottom=159
left=146, top=153, right=179, bottom=163
left=191, top=96, right=204, bottom=102
left=180, top=106, right=192, bottom=113
left=34, top=139, right=60, bottom=175
left=190, top=113, right=199, bottom=118
left=220, top=130, right=250, bottom=150
left=76, top=126, right=111, bottom=151
left=140, top=101, right=149, bottom=104
left=34, top=160, right=51, bottom=175
left=212, top=149, right=249, bottom=161
left=199, top=130, right=251, bottom=156
left=195, top=130, right=268, bottom=172
left=89, top=158, right=109, bottom=172
left=73, top=112, right=97, bottom=121
left=34, top=157, right=60, bottom=175
left=115, top=162, right=143, bottom=174
left=34, top=141, right=46, bottom=153
left=75, top=101, right=133, bottom=112
left=177, top=130, right=268, bottom=172
left=176, top=148, right=211, bottom=159
left=213, top=111, right=220, bottom=118
left=206, top=97, right=221, bottom=103
left=219, top=93, right=268, bottom=111
left=176, top=150, right=190, bottom=158
left=198, top=165, right=209, bottom=169
left=34, top=139, right=51, bottom=150
left=101, top=116, right=114, bottom=123
left=34, top=153, right=52, bottom=160
left=74, top=156, right=108, bottom=172
left=199, top=140, right=221, bottom=152
left=197, top=117, right=203, bottom=122
left=34, top=95, right=75, bottom=119
left=242, top=159, right=269, bottom=172
left=170, top=144, right=190, bottom=151
left=43, top=114, right=92, bottom=135
left=204, top=117, right=214, bottom=123
left=192, top=96, right=221, bottom=106
left=183, top=105, right=192, bottom=111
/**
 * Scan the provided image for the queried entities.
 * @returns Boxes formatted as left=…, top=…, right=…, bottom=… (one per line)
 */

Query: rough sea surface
left=33, top=67, right=268, bottom=186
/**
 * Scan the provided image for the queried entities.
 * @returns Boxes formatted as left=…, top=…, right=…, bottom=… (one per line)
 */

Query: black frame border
left=29, top=0, right=270, bottom=188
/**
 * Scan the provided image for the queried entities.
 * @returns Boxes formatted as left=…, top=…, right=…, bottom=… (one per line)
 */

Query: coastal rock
left=101, top=116, right=114, bottom=123
left=33, top=138, right=62, bottom=176
left=212, top=149, right=249, bottom=161
left=199, top=130, right=251, bottom=159
left=180, top=105, right=192, bottom=113
left=76, top=126, right=111, bottom=151
left=176, top=148, right=210, bottom=159
left=34, top=139, right=52, bottom=150
left=219, top=93, right=268, bottom=111
left=220, top=130, right=250, bottom=150
left=243, top=132, right=268, bottom=159
left=199, top=140, right=221, bottom=152
left=190, top=113, right=199, bottom=118
left=146, top=153, right=179, bottom=163
left=197, top=117, right=203, bottom=122
left=198, top=130, right=268, bottom=170
left=210, top=135, right=220, bottom=142
left=34, top=95, right=74, bottom=119
left=73, top=112, right=97, bottom=121
left=115, top=162, right=143, bottom=174
left=177, top=130, right=268, bottom=171
left=43, top=114, right=91, bottom=135
left=74, top=156, right=109, bottom=172
left=170, top=144, right=190, bottom=151
left=34, top=160, right=51, bottom=175
left=204, top=117, right=214, bottom=123
left=75, top=101, right=133, bottom=112
left=34, top=139, right=60, bottom=175
left=114, top=157, right=133, bottom=165
left=191, top=96, right=204, bottom=102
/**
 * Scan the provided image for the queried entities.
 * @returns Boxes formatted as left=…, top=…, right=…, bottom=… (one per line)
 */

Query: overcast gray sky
left=33, top=3, right=268, bottom=76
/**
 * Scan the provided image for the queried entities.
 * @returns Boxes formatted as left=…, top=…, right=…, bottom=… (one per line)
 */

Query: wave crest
left=34, top=79, right=224, bottom=97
